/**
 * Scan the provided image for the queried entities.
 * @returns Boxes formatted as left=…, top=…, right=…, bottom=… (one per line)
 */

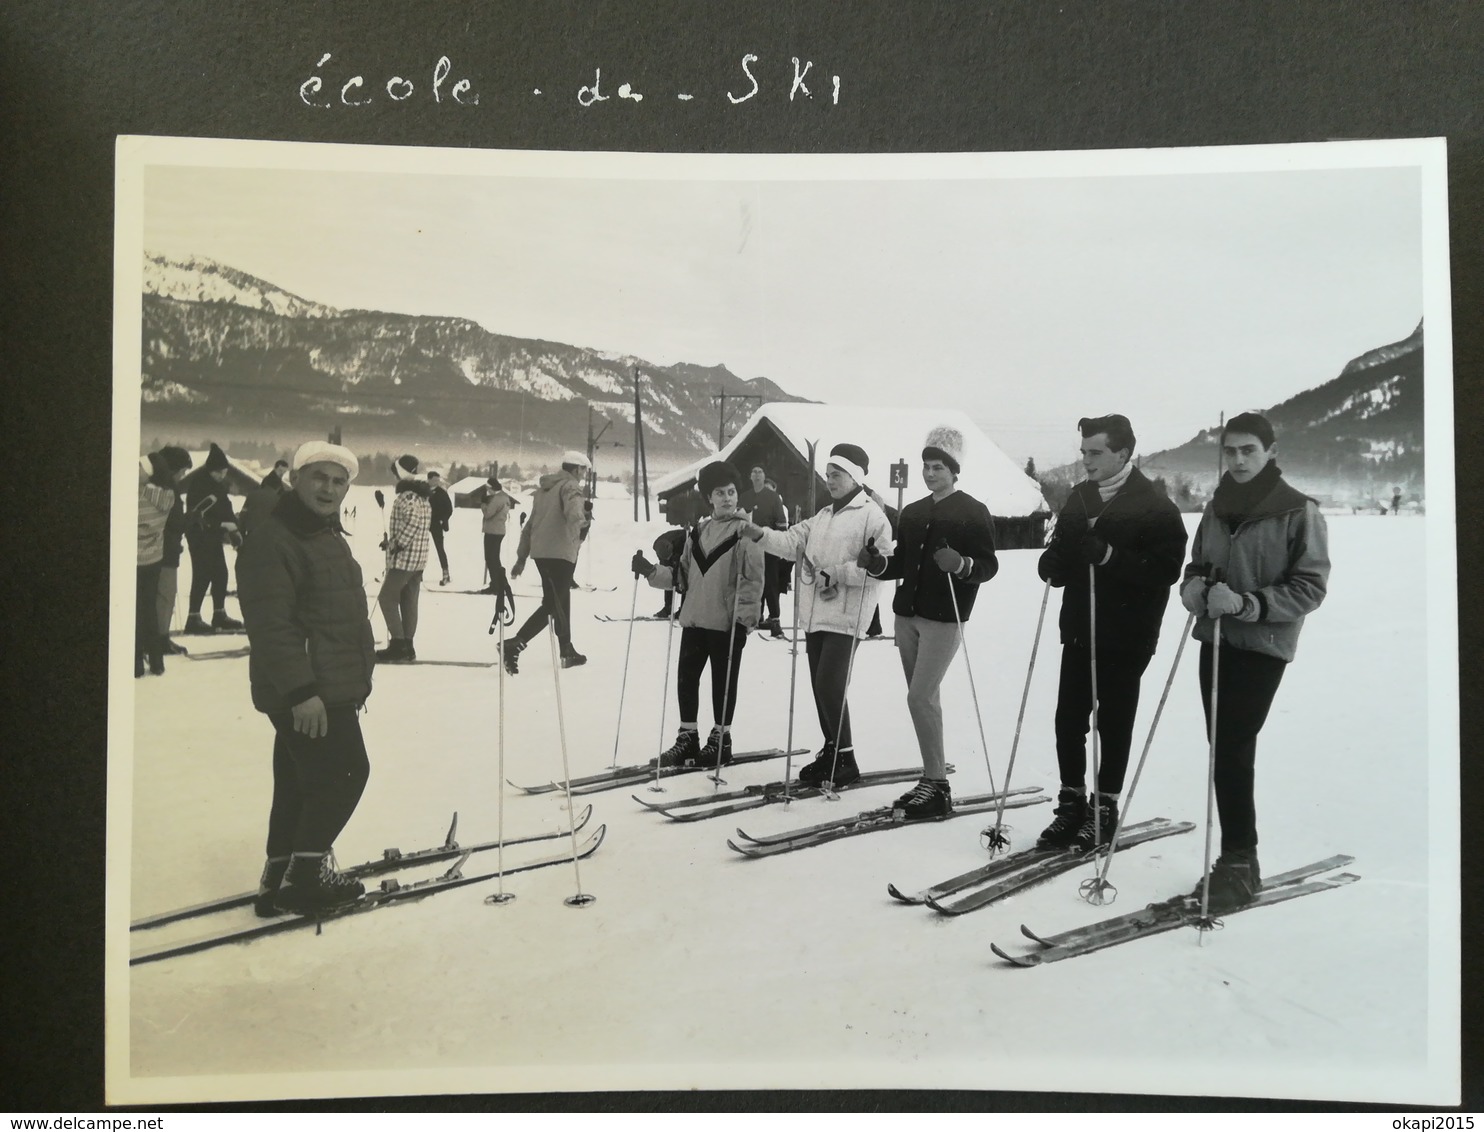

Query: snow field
left=122, top=489, right=1443, bottom=1104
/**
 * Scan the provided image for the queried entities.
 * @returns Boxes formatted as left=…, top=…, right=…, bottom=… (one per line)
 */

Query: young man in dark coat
left=874, top=427, right=999, bottom=819
left=1036, top=414, right=1188, bottom=851
left=237, top=441, right=376, bottom=916
left=181, top=442, right=244, bottom=633
left=738, top=463, right=789, bottom=637
left=1179, top=411, right=1329, bottom=912
left=427, top=470, right=454, bottom=586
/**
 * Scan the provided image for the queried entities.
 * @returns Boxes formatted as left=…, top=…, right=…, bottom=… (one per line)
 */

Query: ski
left=1016, top=853, right=1355, bottom=950
left=737, top=782, right=1036, bottom=843
left=508, top=748, right=803, bottom=795
left=379, top=659, right=499, bottom=668
left=726, top=791, right=1049, bottom=857
left=130, top=826, right=606, bottom=966
left=594, top=614, right=670, bottom=623
left=924, top=819, right=1197, bottom=915
left=633, top=765, right=950, bottom=822
left=183, top=647, right=251, bottom=661
left=130, top=806, right=594, bottom=932
left=992, top=859, right=1358, bottom=967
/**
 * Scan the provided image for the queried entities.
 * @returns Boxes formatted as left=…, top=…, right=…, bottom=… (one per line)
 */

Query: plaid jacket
left=386, top=481, right=432, bottom=572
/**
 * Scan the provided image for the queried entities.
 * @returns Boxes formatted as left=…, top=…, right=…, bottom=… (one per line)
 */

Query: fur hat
left=922, top=426, right=964, bottom=475
left=158, top=446, right=193, bottom=474
left=561, top=449, right=592, bottom=470
left=203, top=443, right=230, bottom=474
left=826, top=443, right=869, bottom=485
left=697, top=460, right=742, bottom=499
left=392, top=453, right=420, bottom=480
left=293, top=441, right=360, bottom=481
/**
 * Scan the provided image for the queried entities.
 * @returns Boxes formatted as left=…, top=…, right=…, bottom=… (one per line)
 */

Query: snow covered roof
left=652, top=403, right=1047, bottom=516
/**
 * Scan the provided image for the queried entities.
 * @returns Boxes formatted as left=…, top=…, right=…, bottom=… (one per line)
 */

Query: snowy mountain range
left=138, top=253, right=809, bottom=465
left=1138, top=322, right=1425, bottom=501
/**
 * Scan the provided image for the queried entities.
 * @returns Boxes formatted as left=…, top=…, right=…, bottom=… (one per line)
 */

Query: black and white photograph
left=106, top=136, right=1456, bottom=1106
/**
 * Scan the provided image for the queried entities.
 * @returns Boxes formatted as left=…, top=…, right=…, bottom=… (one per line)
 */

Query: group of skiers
left=137, top=409, right=1329, bottom=920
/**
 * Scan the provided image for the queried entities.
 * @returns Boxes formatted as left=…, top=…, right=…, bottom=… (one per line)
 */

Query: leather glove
left=1179, top=577, right=1207, bottom=615
left=856, top=538, right=886, bottom=574
left=1080, top=533, right=1111, bottom=565
left=631, top=551, right=656, bottom=578
left=1205, top=581, right=1245, bottom=618
left=933, top=545, right=964, bottom=574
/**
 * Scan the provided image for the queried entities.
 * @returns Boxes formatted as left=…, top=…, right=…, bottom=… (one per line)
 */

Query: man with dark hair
left=1179, top=411, right=1329, bottom=912
left=240, top=457, right=293, bottom=540
left=738, top=463, right=788, bottom=637
left=1036, top=414, right=1188, bottom=852
left=427, top=471, right=453, bottom=586
left=237, top=441, right=375, bottom=915
left=479, top=476, right=518, bottom=594
left=181, top=442, right=244, bottom=633
left=503, top=450, right=592, bottom=674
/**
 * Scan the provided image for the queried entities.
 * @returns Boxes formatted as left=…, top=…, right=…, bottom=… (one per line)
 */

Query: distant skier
left=376, top=454, right=433, bottom=663
left=478, top=476, right=518, bottom=594
left=1179, top=412, right=1330, bottom=912
left=237, top=441, right=375, bottom=916
left=427, top=470, right=453, bottom=585
left=180, top=442, right=244, bottom=633
left=503, top=450, right=591, bottom=673
left=631, top=460, right=764, bottom=767
left=1391, top=486, right=1403, bottom=516
left=874, top=427, right=1000, bottom=819
left=738, top=463, right=788, bottom=637
left=740, top=443, right=894, bottom=788
left=1035, top=415, right=1187, bottom=851
left=136, top=446, right=193, bottom=675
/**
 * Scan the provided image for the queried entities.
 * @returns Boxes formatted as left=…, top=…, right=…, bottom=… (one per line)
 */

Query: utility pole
left=710, top=392, right=763, bottom=449
left=633, top=369, right=643, bottom=521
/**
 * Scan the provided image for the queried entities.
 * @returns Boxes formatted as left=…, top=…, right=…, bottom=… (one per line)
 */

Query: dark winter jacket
left=738, top=485, right=788, bottom=530
left=1038, top=467, right=1187, bottom=654
left=880, top=489, right=999, bottom=623
left=181, top=465, right=238, bottom=533
left=237, top=490, right=375, bottom=714
left=1183, top=471, right=1329, bottom=662
left=429, top=485, right=453, bottom=532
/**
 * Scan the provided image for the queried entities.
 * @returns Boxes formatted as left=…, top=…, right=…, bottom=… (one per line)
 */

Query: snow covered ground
left=109, top=490, right=1455, bottom=1106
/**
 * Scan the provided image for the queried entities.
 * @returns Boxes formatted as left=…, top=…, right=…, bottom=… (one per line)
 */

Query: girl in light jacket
left=741, top=443, right=894, bottom=787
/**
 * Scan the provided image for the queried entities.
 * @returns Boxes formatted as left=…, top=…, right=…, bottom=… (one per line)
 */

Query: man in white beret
left=236, top=440, right=376, bottom=916
left=503, top=449, right=592, bottom=674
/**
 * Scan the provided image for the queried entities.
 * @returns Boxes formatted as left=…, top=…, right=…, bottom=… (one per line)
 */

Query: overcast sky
left=142, top=152, right=1424, bottom=468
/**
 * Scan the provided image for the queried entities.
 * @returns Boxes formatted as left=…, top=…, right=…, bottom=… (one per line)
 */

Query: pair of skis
left=509, top=747, right=804, bottom=796
left=990, top=854, right=1357, bottom=966
left=726, top=787, right=1048, bottom=857
left=888, top=817, right=1196, bottom=915
left=632, top=764, right=945, bottom=822
left=130, top=811, right=605, bottom=966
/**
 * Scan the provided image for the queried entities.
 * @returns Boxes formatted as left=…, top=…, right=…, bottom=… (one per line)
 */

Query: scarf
left=830, top=485, right=864, bottom=514
left=1095, top=460, right=1135, bottom=503
left=1211, top=461, right=1284, bottom=531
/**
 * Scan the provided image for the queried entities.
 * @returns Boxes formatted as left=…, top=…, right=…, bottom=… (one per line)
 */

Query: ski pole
left=825, top=538, right=875, bottom=798
left=610, top=562, right=642, bottom=768
left=648, top=599, right=680, bottom=793
left=1089, top=560, right=1102, bottom=855
left=484, top=599, right=515, bottom=906
left=710, top=545, right=748, bottom=786
left=547, top=623, right=594, bottom=908
left=982, top=576, right=1050, bottom=855
left=1197, top=584, right=1223, bottom=936
left=1080, top=610, right=1197, bottom=905
left=781, top=544, right=805, bottom=802
left=941, top=540, right=999, bottom=805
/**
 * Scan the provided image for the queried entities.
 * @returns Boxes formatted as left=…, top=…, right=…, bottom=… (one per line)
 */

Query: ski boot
left=182, top=613, right=215, bottom=635
left=559, top=649, right=587, bottom=669
left=700, top=728, right=734, bottom=767
left=375, top=638, right=414, bottom=663
left=1035, top=788, right=1088, bottom=850
left=212, top=610, right=244, bottom=631
left=653, top=728, right=702, bottom=768
left=162, top=638, right=190, bottom=656
left=253, top=856, right=291, bottom=917
left=893, top=778, right=952, bottom=821
left=1075, top=794, right=1119, bottom=852
left=501, top=638, right=525, bottom=675
left=274, top=852, right=365, bottom=915
left=1191, top=848, right=1262, bottom=914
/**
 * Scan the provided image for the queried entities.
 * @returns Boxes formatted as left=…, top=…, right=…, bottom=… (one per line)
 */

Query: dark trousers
left=1199, top=641, right=1288, bottom=854
left=676, top=626, right=748, bottom=726
left=805, top=630, right=857, bottom=751
left=483, top=534, right=506, bottom=589
left=516, top=558, right=577, bottom=653
left=431, top=526, right=449, bottom=574
left=760, top=554, right=782, bottom=621
left=185, top=529, right=228, bottom=616
left=265, top=704, right=371, bottom=856
left=1054, top=643, right=1154, bottom=795
left=136, top=563, right=163, bottom=669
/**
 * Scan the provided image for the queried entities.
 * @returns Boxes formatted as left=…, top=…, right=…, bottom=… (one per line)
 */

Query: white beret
left=561, top=449, right=592, bottom=469
left=292, top=441, right=360, bottom=481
